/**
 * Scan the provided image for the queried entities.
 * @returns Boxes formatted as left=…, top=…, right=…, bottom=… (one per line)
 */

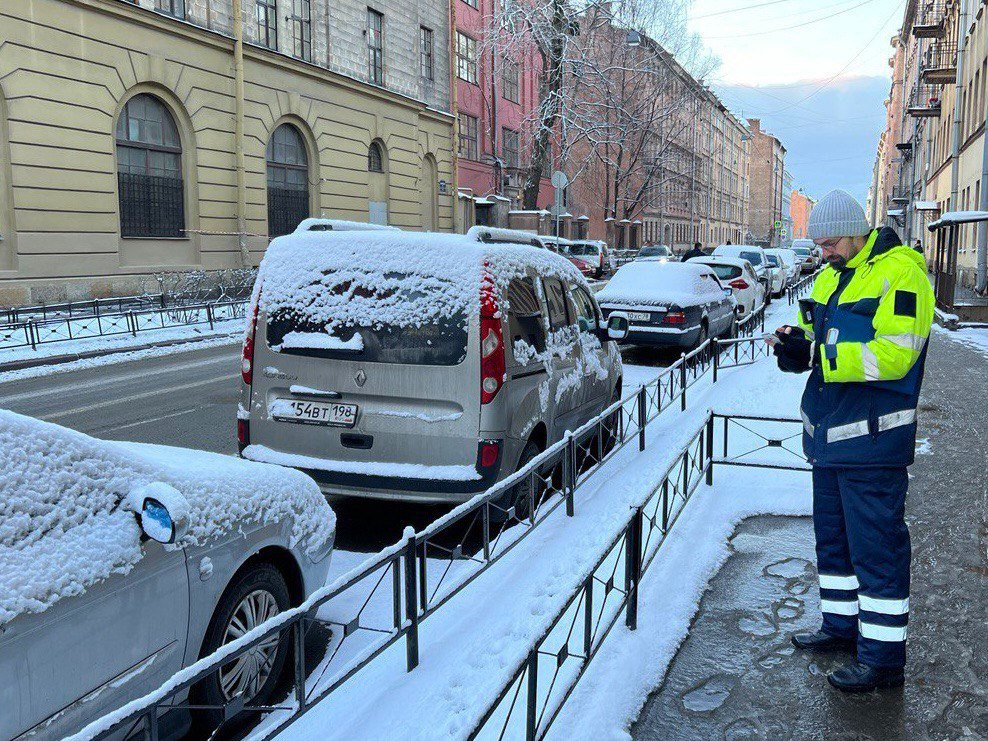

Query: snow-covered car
left=791, top=239, right=818, bottom=272
left=712, top=244, right=774, bottom=303
left=766, top=247, right=800, bottom=285
left=564, top=239, right=612, bottom=278
left=690, top=256, right=766, bottom=318
left=294, top=217, right=399, bottom=233
left=565, top=252, right=596, bottom=278
left=763, top=252, right=789, bottom=297
left=238, top=228, right=629, bottom=511
left=635, top=244, right=675, bottom=262
left=596, top=261, right=736, bottom=349
left=0, top=410, right=336, bottom=740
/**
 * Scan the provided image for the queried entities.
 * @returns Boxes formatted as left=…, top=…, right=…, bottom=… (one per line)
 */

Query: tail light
left=728, top=278, right=750, bottom=290
left=663, top=311, right=687, bottom=325
left=480, top=264, right=505, bottom=404
left=478, top=439, right=502, bottom=470
left=242, top=289, right=260, bottom=385
left=237, top=419, right=250, bottom=452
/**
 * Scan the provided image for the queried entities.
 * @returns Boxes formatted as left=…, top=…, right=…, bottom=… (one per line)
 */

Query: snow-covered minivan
left=238, top=229, right=629, bottom=512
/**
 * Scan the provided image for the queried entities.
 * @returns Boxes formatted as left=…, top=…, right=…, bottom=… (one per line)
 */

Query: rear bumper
left=309, top=466, right=501, bottom=503
left=623, top=324, right=698, bottom=347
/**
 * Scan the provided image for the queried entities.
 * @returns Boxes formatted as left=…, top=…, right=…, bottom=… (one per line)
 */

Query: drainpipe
left=233, top=0, right=249, bottom=266
left=976, top=20, right=988, bottom=290
left=449, top=0, right=461, bottom=233
left=948, top=0, right=969, bottom=211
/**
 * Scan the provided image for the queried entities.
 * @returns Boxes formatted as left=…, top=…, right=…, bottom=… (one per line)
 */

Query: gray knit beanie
left=807, top=189, right=871, bottom=240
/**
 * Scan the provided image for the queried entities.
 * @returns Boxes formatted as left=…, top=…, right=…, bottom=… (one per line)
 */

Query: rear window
left=708, top=264, right=742, bottom=281
left=740, top=251, right=763, bottom=266
left=265, top=271, right=469, bottom=366
left=506, top=277, right=546, bottom=355
left=639, top=245, right=669, bottom=257
left=543, top=278, right=572, bottom=330
left=794, top=248, right=811, bottom=256
left=766, top=255, right=780, bottom=267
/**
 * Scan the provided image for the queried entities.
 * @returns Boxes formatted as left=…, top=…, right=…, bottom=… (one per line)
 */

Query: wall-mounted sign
left=439, top=179, right=448, bottom=195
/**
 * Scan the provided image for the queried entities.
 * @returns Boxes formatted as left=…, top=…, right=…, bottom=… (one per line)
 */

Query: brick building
left=790, top=190, right=817, bottom=240
left=747, top=118, right=787, bottom=247
left=452, top=0, right=554, bottom=231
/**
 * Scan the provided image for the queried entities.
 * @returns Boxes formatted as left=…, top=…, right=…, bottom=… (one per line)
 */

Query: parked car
left=636, top=244, right=675, bottom=262
left=294, top=218, right=399, bottom=233
left=596, top=261, right=737, bottom=349
left=690, top=256, right=766, bottom=318
left=0, top=410, right=336, bottom=740
left=766, top=247, right=800, bottom=286
left=712, top=244, right=774, bottom=303
left=238, top=228, right=629, bottom=512
left=565, top=239, right=613, bottom=278
left=565, top=252, right=597, bottom=278
left=763, top=253, right=789, bottom=297
left=790, top=239, right=817, bottom=273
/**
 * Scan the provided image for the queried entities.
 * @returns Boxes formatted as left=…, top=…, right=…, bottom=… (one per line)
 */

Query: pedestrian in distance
left=682, top=241, right=706, bottom=261
left=766, top=189, right=934, bottom=693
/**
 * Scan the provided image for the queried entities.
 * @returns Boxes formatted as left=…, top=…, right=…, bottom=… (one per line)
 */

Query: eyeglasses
left=815, top=238, right=842, bottom=250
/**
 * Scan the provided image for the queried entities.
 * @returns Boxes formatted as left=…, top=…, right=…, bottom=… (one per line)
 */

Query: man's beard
left=825, top=255, right=848, bottom=271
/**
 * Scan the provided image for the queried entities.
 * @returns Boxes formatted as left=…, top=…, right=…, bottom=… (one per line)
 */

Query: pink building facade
left=454, top=0, right=556, bottom=230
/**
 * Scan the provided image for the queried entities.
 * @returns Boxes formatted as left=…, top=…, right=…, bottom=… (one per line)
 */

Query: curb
left=0, top=331, right=240, bottom=373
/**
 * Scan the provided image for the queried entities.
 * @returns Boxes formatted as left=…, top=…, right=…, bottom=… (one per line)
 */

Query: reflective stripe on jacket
left=797, top=227, right=934, bottom=467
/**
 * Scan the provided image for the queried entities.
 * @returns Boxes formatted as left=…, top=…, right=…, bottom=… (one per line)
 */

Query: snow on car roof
left=0, top=410, right=335, bottom=626
left=293, top=218, right=399, bottom=233
left=257, top=230, right=585, bottom=330
left=692, top=256, right=753, bottom=269
left=596, top=261, right=727, bottom=308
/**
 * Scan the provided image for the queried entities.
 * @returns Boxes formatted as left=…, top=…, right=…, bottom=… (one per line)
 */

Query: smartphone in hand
left=762, top=332, right=781, bottom=347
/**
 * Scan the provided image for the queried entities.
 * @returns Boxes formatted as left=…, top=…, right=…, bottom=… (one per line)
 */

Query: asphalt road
left=0, top=342, right=243, bottom=454
left=0, top=338, right=682, bottom=551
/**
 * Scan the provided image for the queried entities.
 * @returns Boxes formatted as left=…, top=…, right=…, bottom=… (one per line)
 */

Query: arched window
left=368, top=142, right=384, bottom=173
left=266, top=124, right=309, bottom=238
left=116, top=94, right=185, bottom=238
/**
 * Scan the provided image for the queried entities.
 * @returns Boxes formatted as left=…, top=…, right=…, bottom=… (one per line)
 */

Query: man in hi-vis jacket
left=769, top=189, right=934, bottom=693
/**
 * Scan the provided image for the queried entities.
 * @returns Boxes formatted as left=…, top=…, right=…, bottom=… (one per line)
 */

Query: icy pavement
left=628, top=329, right=988, bottom=740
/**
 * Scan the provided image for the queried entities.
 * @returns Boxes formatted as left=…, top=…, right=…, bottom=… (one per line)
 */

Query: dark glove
left=773, top=326, right=818, bottom=373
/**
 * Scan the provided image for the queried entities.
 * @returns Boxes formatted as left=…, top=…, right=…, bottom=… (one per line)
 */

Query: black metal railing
left=922, top=39, right=958, bottom=83
left=891, top=185, right=911, bottom=204
left=914, top=0, right=946, bottom=37
left=0, top=299, right=247, bottom=353
left=469, top=413, right=810, bottom=739
left=908, top=82, right=943, bottom=117
left=78, top=279, right=818, bottom=741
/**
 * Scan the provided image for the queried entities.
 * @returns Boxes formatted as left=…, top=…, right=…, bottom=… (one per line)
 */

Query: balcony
left=908, top=83, right=943, bottom=117
left=891, top=186, right=910, bottom=204
left=922, top=40, right=957, bottom=84
left=913, top=0, right=945, bottom=38
left=895, top=140, right=913, bottom=153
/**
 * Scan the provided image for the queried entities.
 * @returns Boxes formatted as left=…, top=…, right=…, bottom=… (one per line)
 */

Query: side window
left=542, top=277, right=571, bottom=331
left=571, top=285, right=598, bottom=335
left=506, top=276, right=547, bottom=358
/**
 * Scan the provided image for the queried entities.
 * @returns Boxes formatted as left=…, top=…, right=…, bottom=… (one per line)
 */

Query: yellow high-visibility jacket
left=796, top=227, right=934, bottom=467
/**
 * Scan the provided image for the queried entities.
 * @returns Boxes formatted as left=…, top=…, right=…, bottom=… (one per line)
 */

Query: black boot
left=828, top=661, right=904, bottom=692
left=791, top=630, right=856, bottom=652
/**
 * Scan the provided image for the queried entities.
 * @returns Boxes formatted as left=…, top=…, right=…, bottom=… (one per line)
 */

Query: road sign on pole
left=551, top=171, right=569, bottom=237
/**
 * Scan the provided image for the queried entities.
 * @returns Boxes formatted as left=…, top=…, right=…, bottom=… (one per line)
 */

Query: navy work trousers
left=812, top=466, right=911, bottom=668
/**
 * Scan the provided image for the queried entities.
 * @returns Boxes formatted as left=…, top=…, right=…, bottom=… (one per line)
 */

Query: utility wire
left=691, top=0, right=800, bottom=21
left=704, top=0, right=880, bottom=40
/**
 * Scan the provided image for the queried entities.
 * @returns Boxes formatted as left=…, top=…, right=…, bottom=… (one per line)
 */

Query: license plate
left=272, top=399, right=358, bottom=427
left=628, top=311, right=651, bottom=322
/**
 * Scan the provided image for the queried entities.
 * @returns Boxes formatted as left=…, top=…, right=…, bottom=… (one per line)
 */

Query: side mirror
left=130, top=484, right=190, bottom=544
left=723, top=287, right=733, bottom=297
left=599, top=311, right=629, bottom=341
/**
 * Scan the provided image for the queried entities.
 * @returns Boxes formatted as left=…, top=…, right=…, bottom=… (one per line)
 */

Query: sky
left=686, top=0, right=905, bottom=204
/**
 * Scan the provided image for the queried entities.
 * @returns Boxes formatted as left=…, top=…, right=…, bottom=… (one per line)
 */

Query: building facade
left=747, top=118, right=786, bottom=247
left=0, top=0, right=455, bottom=305
left=781, top=168, right=794, bottom=245
left=872, top=0, right=988, bottom=300
left=452, top=0, right=554, bottom=231
left=790, top=189, right=817, bottom=240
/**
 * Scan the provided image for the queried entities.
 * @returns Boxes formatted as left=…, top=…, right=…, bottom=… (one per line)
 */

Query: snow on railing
left=78, top=279, right=817, bottom=741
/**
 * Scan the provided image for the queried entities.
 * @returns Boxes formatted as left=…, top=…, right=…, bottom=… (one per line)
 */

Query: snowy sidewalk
left=626, top=328, right=988, bottom=739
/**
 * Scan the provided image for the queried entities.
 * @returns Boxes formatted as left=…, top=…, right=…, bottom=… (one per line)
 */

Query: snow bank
left=597, top=262, right=727, bottom=308
left=0, top=410, right=335, bottom=626
left=255, top=230, right=586, bottom=335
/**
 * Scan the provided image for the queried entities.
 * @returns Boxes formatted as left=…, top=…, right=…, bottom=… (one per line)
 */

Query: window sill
left=120, top=236, right=191, bottom=241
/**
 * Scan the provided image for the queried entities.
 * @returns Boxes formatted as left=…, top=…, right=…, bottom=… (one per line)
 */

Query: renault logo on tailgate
left=354, top=369, right=367, bottom=387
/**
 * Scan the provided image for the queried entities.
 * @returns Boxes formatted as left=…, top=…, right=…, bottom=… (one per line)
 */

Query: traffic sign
left=551, top=170, right=569, bottom=189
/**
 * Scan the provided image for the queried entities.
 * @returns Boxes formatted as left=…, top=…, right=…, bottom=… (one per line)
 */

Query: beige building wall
left=0, top=0, right=455, bottom=305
